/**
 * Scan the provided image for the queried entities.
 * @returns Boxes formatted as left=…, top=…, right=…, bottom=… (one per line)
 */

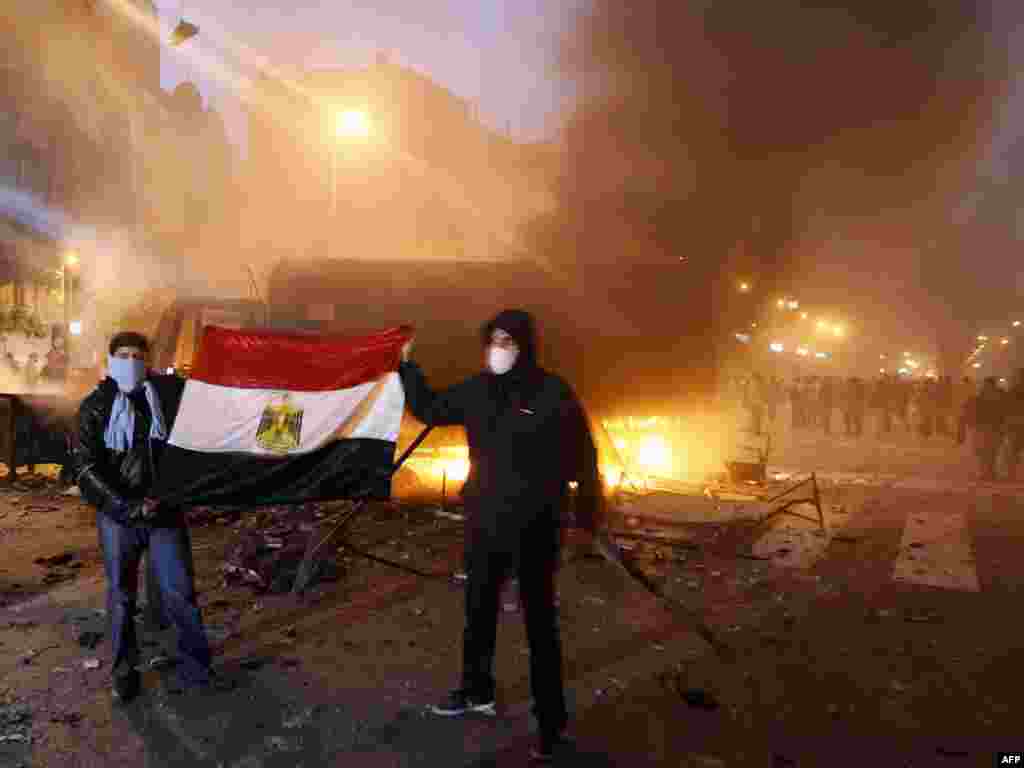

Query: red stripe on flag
left=191, top=325, right=413, bottom=391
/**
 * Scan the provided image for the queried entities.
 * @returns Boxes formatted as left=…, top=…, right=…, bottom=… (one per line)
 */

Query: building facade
left=239, top=57, right=558, bottom=292
left=2, top=0, right=236, bottom=367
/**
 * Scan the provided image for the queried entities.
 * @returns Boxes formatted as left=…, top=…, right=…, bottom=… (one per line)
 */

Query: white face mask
left=487, top=345, right=518, bottom=375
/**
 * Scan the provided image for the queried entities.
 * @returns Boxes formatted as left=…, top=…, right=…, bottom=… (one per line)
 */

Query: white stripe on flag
left=169, top=372, right=404, bottom=456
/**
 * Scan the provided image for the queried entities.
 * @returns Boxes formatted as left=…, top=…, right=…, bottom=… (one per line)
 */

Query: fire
left=441, top=457, right=470, bottom=483
left=636, top=434, right=672, bottom=472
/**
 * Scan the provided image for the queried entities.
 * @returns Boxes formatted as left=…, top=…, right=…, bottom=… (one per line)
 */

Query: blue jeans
left=98, top=513, right=212, bottom=685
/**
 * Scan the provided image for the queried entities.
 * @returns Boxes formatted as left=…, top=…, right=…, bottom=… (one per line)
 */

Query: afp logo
left=997, top=754, right=1023, bottom=766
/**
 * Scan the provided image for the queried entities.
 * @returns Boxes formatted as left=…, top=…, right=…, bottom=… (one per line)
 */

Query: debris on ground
left=0, top=703, right=32, bottom=744
left=433, top=509, right=464, bottom=521
left=42, top=571, right=77, bottom=585
left=49, top=712, right=83, bottom=727
left=681, top=688, right=720, bottom=710
left=220, top=508, right=341, bottom=593
left=904, top=611, right=942, bottom=624
left=77, top=630, right=103, bottom=650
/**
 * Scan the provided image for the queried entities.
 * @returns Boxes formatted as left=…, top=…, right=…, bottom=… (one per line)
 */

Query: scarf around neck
left=103, top=380, right=168, bottom=452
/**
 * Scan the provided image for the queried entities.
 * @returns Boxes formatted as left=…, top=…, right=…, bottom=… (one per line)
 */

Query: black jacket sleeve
left=398, top=361, right=472, bottom=427
left=149, top=373, right=186, bottom=425
left=562, top=387, right=604, bottom=533
left=74, top=387, right=136, bottom=523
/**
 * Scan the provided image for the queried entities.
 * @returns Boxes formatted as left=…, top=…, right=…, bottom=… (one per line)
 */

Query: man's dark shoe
left=112, top=671, right=141, bottom=704
left=428, top=688, right=496, bottom=717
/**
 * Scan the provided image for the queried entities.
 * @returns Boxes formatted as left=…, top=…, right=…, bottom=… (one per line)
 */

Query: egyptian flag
left=153, top=325, right=411, bottom=507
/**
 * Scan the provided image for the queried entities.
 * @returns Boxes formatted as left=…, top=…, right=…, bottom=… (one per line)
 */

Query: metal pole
left=62, top=267, right=69, bottom=356
left=329, top=146, right=337, bottom=221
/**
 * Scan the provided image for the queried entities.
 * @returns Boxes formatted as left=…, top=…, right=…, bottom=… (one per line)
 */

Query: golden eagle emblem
left=255, top=393, right=304, bottom=453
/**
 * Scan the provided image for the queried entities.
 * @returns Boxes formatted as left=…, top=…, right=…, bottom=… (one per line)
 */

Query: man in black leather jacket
left=74, top=331, right=218, bottom=702
left=399, top=309, right=604, bottom=762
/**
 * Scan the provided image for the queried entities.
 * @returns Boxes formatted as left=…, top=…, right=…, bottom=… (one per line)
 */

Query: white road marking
left=892, top=500, right=979, bottom=592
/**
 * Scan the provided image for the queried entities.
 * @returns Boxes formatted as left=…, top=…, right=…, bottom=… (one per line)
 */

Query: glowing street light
left=800, top=312, right=808, bottom=320
left=769, top=342, right=785, bottom=353
left=777, top=298, right=786, bottom=309
left=1014, top=321, right=1022, bottom=328
left=1001, top=338, right=1010, bottom=345
left=832, top=325, right=844, bottom=338
left=816, top=320, right=828, bottom=332
left=815, top=351, right=828, bottom=360
left=738, top=281, right=751, bottom=293
left=328, top=109, right=372, bottom=219
left=796, top=346, right=809, bottom=357
left=787, top=300, right=799, bottom=310
left=972, top=362, right=982, bottom=369
left=61, top=250, right=80, bottom=348
left=978, top=335, right=989, bottom=342
left=335, top=109, right=371, bottom=139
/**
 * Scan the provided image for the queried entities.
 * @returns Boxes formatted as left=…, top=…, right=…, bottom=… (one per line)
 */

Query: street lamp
left=328, top=109, right=371, bottom=219
left=738, top=281, right=750, bottom=293
left=335, top=109, right=370, bottom=139
left=62, top=250, right=79, bottom=347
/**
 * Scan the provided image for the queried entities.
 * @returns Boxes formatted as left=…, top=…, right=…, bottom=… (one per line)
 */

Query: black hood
left=480, top=309, right=539, bottom=374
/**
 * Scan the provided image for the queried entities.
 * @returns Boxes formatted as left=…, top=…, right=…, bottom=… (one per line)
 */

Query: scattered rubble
left=0, top=703, right=32, bottom=744
left=681, top=688, right=719, bottom=710
left=219, top=508, right=342, bottom=593
left=77, top=630, right=103, bottom=649
left=49, top=712, right=82, bottom=727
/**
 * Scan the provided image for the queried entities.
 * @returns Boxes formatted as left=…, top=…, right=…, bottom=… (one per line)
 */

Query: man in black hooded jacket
left=399, top=309, right=603, bottom=762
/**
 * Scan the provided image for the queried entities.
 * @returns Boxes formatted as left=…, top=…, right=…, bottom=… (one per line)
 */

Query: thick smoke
left=538, top=0, right=1002, bottom=406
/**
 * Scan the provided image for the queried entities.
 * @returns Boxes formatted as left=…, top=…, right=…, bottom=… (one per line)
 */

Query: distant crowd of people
left=724, top=370, right=1024, bottom=482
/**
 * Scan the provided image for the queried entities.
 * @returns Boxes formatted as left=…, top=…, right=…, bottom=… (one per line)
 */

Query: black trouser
left=461, top=528, right=567, bottom=736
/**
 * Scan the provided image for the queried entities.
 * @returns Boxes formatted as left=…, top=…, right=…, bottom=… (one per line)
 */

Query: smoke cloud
left=538, top=0, right=1004, bottom=403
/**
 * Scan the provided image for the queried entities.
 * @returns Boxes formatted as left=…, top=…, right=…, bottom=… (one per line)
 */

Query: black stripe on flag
left=153, top=438, right=397, bottom=508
